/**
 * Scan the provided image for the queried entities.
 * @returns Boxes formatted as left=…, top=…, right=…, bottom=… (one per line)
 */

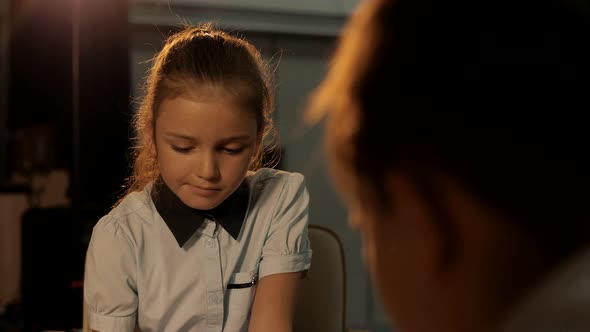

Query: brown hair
left=122, top=23, right=277, bottom=201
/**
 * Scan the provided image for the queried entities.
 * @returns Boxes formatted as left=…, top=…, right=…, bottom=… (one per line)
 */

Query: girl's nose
left=196, top=151, right=220, bottom=181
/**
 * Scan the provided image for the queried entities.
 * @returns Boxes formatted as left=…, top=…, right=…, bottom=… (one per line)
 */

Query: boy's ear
left=383, top=172, right=453, bottom=274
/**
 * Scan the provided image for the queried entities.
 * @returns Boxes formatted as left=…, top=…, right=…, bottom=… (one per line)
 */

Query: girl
left=84, top=24, right=312, bottom=332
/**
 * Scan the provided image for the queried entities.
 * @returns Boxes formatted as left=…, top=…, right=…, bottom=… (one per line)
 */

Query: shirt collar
left=151, top=179, right=250, bottom=247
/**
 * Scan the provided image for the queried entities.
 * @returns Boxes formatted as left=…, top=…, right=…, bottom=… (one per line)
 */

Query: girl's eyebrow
left=164, top=133, right=196, bottom=141
left=218, top=135, right=252, bottom=144
left=164, top=133, right=252, bottom=144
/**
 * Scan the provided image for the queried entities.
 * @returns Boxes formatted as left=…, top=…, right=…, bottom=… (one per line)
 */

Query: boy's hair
left=311, top=0, right=590, bottom=260
left=123, top=23, right=277, bottom=200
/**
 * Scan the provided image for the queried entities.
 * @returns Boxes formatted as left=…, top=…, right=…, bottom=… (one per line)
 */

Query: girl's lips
left=189, top=185, right=221, bottom=197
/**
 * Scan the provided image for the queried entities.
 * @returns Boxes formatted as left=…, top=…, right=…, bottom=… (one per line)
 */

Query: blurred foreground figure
left=308, top=0, right=590, bottom=331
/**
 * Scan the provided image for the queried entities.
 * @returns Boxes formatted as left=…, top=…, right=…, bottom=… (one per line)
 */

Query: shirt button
left=208, top=291, right=223, bottom=304
left=206, top=239, right=215, bottom=248
left=208, top=293, right=218, bottom=304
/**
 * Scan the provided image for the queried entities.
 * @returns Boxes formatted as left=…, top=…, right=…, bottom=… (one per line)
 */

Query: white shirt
left=84, top=168, right=312, bottom=332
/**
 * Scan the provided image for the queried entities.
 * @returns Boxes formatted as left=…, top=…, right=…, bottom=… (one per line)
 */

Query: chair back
left=293, top=224, right=346, bottom=332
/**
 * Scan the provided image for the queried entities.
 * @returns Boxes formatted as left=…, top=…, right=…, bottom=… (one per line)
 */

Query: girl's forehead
left=156, top=93, right=257, bottom=132
left=175, top=80, right=257, bottom=109
left=155, top=84, right=241, bottom=116
left=180, top=83, right=232, bottom=102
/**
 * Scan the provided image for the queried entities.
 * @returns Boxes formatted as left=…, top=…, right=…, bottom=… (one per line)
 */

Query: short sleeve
left=84, top=215, right=138, bottom=332
left=258, top=173, right=312, bottom=279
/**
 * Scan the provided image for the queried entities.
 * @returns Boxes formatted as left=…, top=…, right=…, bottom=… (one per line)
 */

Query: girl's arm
left=247, top=271, right=303, bottom=332
left=84, top=215, right=138, bottom=332
left=248, top=172, right=311, bottom=331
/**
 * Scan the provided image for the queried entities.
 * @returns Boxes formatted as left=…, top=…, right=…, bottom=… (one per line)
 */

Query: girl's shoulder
left=246, top=168, right=308, bottom=209
left=93, top=186, right=154, bottom=236
left=247, top=167, right=306, bottom=190
left=110, top=186, right=153, bottom=218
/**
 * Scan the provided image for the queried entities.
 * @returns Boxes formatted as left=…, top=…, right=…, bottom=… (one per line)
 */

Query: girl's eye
left=223, top=147, right=245, bottom=154
left=172, top=146, right=193, bottom=153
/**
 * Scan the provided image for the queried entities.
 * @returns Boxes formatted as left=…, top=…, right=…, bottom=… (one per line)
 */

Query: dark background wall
left=8, top=0, right=130, bottom=209
left=5, top=0, right=130, bottom=330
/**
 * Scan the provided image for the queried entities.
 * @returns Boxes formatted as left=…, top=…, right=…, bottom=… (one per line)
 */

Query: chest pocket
left=225, top=269, right=258, bottom=324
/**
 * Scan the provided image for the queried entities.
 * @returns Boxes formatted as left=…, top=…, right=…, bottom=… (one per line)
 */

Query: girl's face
left=152, top=87, right=258, bottom=210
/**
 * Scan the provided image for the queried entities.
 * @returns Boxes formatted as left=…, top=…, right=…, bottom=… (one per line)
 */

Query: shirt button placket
left=204, top=221, right=223, bottom=332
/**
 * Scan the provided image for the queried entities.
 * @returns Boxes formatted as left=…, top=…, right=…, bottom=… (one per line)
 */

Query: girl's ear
left=253, top=128, right=264, bottom=160
left=144, top=126, right=156, bottom=156
left=256, top=134, right=263, bottom=154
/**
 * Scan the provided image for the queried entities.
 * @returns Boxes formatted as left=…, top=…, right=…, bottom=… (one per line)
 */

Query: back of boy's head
left=316, top=0, right=590, bottom=258
left=124, top=24, right=276, bottom=198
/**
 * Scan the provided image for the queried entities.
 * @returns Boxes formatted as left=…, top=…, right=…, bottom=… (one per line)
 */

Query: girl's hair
left=122, top=23, right=277, bottom=200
